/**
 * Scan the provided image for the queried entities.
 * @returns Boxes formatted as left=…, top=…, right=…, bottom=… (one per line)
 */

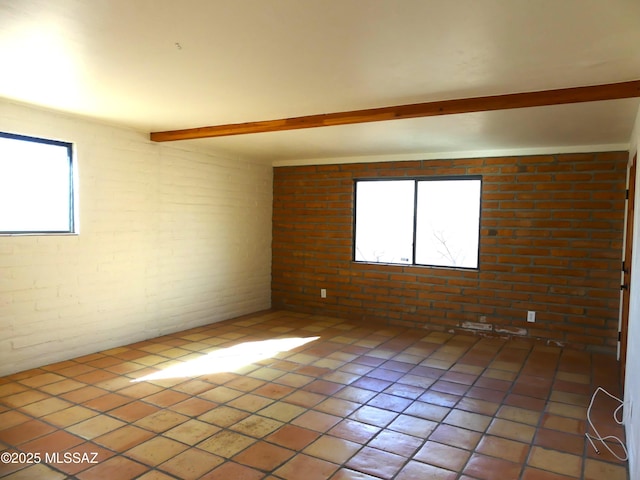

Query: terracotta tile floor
left=0, top=310, right=630, bottom=480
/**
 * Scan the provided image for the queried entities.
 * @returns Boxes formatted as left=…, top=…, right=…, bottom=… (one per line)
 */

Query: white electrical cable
left=584, top=386, right=629, bottom=462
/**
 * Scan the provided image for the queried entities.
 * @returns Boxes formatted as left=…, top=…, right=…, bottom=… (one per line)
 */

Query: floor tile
left=199, top=386, right=244, bottom=403
left=173, top=379, right=214, bottom=395
left=61, top=385, right=107, bottom=403
left=520, top=467, right=578, bottom=479
left=583, top=458, right=628, bottom=480
left=126, top=436, right=188, bottom=466
left=395, top=460, right=458, bottom=480
left=0, top=411, right=31, bottom=430
left=225, top=376, right=266, bottom=393
left=38, top=378, right=85, bottom=395
left=228, top=393, right=274, bottom=412
left=94, top=425, right=155, bottom=451
left=388, top=414, right=437, bottom=437
left=18, top=372, right=65, bottom=388
left=252, top=382, right=294, bottom=399
left=84, top=393, right=131, bottom=412
left=144, top=389, right=191, bottom=407
left=330, top=467, right=384, bottom=480
left=346, top=446, right=406, bottom=479
left=136, top=471, right=177, bottom=480
left=418, top=390, right=460, bottom=407
left=504, top=393, right=547, bottom=411
left=0, top=457, right=24, bottom=478
left=283, top=390, right=326, bottom=408
left=444, top=409, right=492, bottom=432
left=383, top=383, right=424, bottom=399
left=19, top=429, right=84, bottom=454
left=368, top=429, right=423, bottom=457
left=0, top=383, right=28, bottom=398
left=335, top=385, right=377, bottom=403
left=428, top=424, right=482, bottom=451
left=476, top=435, right=530, bottom=463
left=413, top=440, right=471, bottom=471
left=2, top=463, right=68, bottom=480
left=275, top=373, right=314, bottom=388
left=109, top=400, right=160, bottom=422
left=229, top=414, right=283, bottom=438
left=534, top=428, right=584, bottom=455
left=169, top=396, right=217, bottom=416
left=0, top=419, right=56, bottom=445
left=463, top=453, right=523, bottom=480
left=528, top=446, right=583, bottom=477
left=367, top=392, right=413, bottom=412
left=314, top=397, right=360, bottom=416
left=496, top=405, right=542, bottom=426
left=0, top=310, right=629, bottom=480
left=118, top=382, right=162, bottom=398
left=274, top=453, right=339, bottom=480
left=67, top=415, right=126, bottom=440
left=75, top=369, right=120, bottom=386
left=53, top=441, right=115, bottom=476
left=303, top=435, right=360, bottom=463
left=304, top=379, right=345, bottom=395
left=248, top=366, right=287, bottom=381
left=546, top=401, right=585, bottom=420
left=76, top=455, right=148, bottom=480
left=134, top=409, right=189, bottom=433
left=349, top=405, right=398, bottom=427
left=198, top=405, right=251, bottom=427
left=292, top=410, right=341, bottom=433
left=266, top=424, right=320, bottom=450
left=198, top=430, right=256, bottom=458
left=201, top=461, right=264, bottom=480
left=233, top=441, right=295, bottom=471
left=541, top=413, right=585, bottom=435
left=487, top=417, right=536, bottom=443
left=2, top=390, right=51, bottom=408
left=159, top=448, right=224, bottom=480
left=403, top=400, right=450, bottom=421
left=457, top=396, right=501, bottom=415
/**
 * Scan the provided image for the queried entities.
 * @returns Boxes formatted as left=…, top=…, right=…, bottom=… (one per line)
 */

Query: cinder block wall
left=0, top=99, right=273, bottom=376
left=272, top=153, right=627, bottom=352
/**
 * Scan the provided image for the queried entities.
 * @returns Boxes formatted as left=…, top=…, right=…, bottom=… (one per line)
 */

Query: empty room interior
left=2, top=1, right=640, bottom=479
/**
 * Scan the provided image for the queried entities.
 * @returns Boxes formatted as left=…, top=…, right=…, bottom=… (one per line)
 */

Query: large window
left=354, top=177, right=481, bottom=269
left=0, top=132, right=75, bottom=234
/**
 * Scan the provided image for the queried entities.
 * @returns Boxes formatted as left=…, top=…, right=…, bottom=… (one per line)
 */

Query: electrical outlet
left=321, top=288, right=327, bottom=298
left=527, top=311, right=536, bottom=323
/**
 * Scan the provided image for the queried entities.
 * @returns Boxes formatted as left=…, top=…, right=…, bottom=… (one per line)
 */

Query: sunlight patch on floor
left=132, top=336, right=320, bottom=382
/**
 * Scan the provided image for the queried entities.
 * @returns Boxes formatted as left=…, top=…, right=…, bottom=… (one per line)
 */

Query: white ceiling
left=1, top=0, right=639, bottom=165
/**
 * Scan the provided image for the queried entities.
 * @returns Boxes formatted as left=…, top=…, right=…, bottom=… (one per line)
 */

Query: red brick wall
left=272, top=152, right=628, bottom=352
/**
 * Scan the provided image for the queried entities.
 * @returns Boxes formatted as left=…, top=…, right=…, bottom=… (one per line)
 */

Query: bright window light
left=354, top=180, right=415, bottom=264
left=132, top=336, right=320, bottom=382
left=416, top=179, right=481, bottom=268
left=354, top=177, right=481, bottom=269
left=0, top=132, right=75, bottom=234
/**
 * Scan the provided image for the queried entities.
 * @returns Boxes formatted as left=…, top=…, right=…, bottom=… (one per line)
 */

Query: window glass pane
left=415, top=179, right=481, bottom=268
left=0, top=134, right=73, bottom=233
left=354, top=180, right=414, bottom=264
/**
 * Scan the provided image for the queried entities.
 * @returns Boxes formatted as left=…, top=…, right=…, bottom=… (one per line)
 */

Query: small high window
left=354, top=177, right=481, bottom=269
left=0, top=132, right=75, bottom=234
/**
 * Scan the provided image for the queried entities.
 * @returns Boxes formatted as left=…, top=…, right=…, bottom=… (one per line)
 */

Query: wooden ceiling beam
left=150, top=80, right=640, bottom=142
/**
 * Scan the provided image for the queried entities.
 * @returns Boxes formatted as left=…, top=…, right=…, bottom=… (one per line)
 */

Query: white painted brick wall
left=0, top=98, right=273, bottom=376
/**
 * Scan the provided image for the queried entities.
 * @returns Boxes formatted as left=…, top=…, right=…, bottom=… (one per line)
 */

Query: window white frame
left=0, top=132, right=76, bottom=234
left=353, top=176, right=482, bottom=269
